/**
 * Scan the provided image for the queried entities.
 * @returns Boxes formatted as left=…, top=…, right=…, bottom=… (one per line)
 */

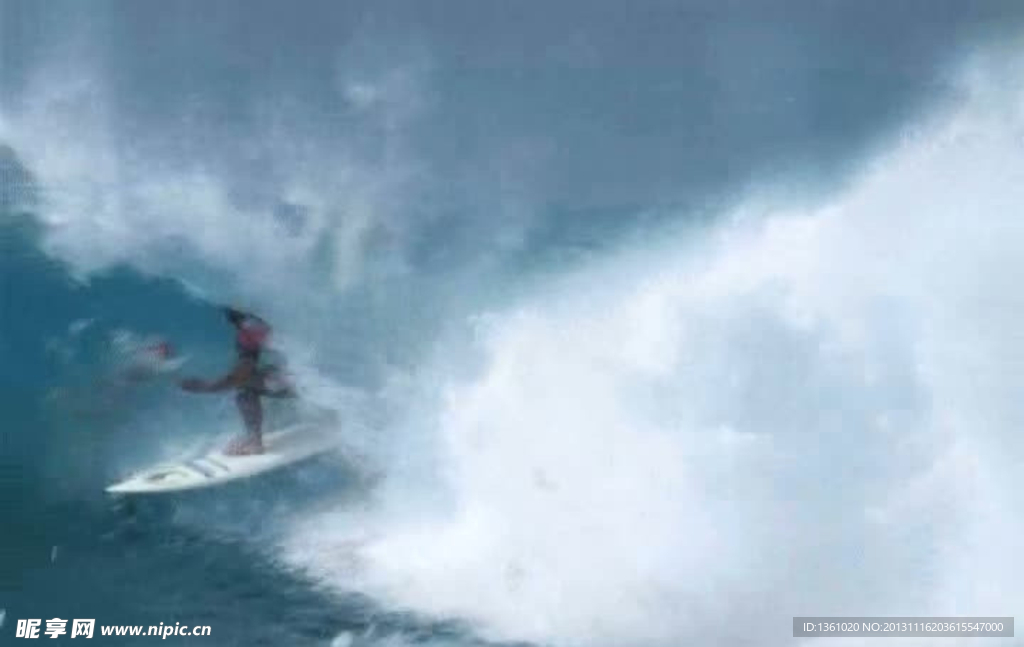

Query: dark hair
left=223, top=307, right=244, bottom=326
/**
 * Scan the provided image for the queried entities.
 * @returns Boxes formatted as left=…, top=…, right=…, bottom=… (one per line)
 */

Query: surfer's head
left=224, top=307, right=270, bottom=356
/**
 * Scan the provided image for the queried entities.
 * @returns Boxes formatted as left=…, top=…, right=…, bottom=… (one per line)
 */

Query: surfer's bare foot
left=224, top=437, right=264, bottom=455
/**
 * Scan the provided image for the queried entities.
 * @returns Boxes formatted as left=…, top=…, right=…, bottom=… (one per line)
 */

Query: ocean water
left=3, top=2, right=1024, bottom=646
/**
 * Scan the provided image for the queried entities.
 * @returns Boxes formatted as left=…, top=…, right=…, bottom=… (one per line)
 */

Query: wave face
left=4, top=4, right=1024, bottom=647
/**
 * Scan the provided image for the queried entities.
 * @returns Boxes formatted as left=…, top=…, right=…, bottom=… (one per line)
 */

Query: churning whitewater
left=3, top=3, right=1023, bottom=647
left=278, top=50, right=1024, bottom=646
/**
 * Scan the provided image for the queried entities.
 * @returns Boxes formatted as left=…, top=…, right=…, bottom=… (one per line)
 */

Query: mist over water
left=278, top=49, right=1024, bottom=646
left=3, top=3, right=1024, bottom=646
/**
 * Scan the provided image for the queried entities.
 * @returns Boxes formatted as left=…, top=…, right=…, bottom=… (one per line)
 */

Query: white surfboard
left=106, top=424, right=342, bottom=494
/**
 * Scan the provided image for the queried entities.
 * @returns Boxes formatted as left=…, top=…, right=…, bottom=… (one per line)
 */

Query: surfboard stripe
left=187, top=460, right=216, bottom=478
left=205, top=457, right=232, bottom=472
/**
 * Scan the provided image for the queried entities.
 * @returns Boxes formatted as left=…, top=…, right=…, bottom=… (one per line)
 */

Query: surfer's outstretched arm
left=179, top=359, right=255, bottom=393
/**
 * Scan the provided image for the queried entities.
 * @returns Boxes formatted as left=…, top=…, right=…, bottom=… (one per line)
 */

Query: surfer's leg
left=231, top=389, right=265, bottom=454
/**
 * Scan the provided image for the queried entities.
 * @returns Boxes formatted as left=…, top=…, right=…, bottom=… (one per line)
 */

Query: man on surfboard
left=179, top=307, right=295, bottom=455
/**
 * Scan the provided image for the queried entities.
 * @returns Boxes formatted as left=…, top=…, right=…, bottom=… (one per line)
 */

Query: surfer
left=179, top=307, right=295, bottom=455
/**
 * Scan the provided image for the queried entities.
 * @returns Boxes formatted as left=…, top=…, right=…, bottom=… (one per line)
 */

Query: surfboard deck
left=106, top=424, right=342, bottom=494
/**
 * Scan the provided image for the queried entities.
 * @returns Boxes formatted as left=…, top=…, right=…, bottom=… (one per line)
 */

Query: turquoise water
left=0, top=215, right=499, bottom=645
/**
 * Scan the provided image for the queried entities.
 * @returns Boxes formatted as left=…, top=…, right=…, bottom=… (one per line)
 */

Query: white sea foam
left=0, top=49, right=422, bottom=308
left=281, top=50, right=1024, bottom=646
